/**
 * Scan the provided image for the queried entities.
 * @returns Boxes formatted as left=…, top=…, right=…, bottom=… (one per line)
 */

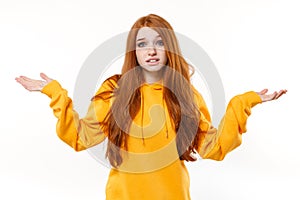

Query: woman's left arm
left=196, top=88, right=287, bottom=161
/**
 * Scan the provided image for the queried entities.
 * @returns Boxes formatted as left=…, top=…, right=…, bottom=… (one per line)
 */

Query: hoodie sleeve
left=41, top=78, right=116, bottom=151
left=194, top=89, right=262, bottom=160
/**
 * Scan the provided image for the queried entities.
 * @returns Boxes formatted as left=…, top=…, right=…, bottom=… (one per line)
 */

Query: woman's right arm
left=16, top=73, right=111, bottom=151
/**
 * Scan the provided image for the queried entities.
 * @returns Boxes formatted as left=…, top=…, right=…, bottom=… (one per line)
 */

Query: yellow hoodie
left=41, top=75, right=262, bottom=200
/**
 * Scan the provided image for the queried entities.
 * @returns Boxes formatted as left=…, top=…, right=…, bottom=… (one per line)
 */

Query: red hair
left=97, top=14, right=201, bottom=167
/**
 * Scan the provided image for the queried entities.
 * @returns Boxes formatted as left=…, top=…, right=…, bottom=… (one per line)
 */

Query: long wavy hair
left=97, top=14, right=202, bottom=168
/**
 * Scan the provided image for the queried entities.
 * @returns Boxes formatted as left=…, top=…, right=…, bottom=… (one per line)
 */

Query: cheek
left=160, top=51, right=167, bottom=64
left=136, top=50, right=145, bottom=63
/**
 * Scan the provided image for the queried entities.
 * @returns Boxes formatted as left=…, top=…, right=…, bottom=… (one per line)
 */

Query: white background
left=1, top=0, right=299, bottom=199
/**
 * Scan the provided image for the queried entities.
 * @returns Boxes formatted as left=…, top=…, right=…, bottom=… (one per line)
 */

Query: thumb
left=258, top=88, right=268, bottom=95
left=40, top=72, right=53, bottom=83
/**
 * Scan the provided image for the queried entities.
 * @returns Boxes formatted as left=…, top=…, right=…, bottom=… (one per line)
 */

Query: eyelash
left=137, top=42, right=146, bottom=48
left=137, top=40, right=164, bottom=48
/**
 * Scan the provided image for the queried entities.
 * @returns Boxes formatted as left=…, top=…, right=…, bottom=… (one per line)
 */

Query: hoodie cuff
left=40, top=80, right=62, bottom=98
left=242, top=91, right=263, bottom=108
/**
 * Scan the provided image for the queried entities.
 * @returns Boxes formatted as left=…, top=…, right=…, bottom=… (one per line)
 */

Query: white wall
left=1, top=0, right=299, bottom=199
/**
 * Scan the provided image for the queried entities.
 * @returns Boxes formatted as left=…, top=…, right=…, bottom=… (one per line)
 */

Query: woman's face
left=135, top=27, right=167, bottom=73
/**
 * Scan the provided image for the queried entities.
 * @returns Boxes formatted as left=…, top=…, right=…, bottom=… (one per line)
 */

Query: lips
left=145, top=58, right=160, bottom=63
left=145, top=58, right=160, bottom=65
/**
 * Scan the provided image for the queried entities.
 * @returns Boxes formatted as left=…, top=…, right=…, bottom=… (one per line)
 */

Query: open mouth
left=146, top=58, right=160, bottom=63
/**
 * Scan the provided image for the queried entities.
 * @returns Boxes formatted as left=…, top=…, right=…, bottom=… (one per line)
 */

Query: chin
left=141, top=65, right=165, bottom=72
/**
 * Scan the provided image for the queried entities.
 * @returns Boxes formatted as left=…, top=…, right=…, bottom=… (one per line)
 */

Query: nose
left=147, top=46, right=157, bottom=56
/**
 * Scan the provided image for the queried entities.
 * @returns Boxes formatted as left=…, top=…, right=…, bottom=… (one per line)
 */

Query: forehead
left=136, top=27, right=160, bottom=40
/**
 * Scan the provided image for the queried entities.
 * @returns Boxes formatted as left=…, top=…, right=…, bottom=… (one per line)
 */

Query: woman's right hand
left=15, top=73, right=53, bottom=92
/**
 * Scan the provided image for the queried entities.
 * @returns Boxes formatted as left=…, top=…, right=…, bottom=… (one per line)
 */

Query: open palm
left=15, top=73, right=53, bottom=91
left=257, top=89, right=287, bottom=102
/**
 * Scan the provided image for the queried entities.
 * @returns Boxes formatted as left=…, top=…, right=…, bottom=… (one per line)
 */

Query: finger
left=262, top=88, right=268, bottom=94
left=15, top=76, right=25, bottom=83
left=15, top=77, right=28, bottom=85
left=275, top=89, right=287, bottom=99
left=270, top=91, right=278, bottom=100
left=263, top=92, right=277, bottom=102
left=20, top=76, right=35, bottom=82
left=15, top=77, right=22, bottom=82
left=20, top=77, right=40, bottom=85
left=40, top=73, right=47, bottom=80
left=40, top=73, right=52, bottom=82
left=258, top=89, right=268, bottom=95
left=16, top=76, right=43, bottom=91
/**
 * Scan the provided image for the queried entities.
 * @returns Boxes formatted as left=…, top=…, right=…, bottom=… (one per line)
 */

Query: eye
left=137, top=42, right=146, bottom=48
left=156, top=40, right=164, bottom=47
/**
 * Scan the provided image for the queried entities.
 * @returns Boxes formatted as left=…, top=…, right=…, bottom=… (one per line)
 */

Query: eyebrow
left=136, top=35, right=161, bottom=42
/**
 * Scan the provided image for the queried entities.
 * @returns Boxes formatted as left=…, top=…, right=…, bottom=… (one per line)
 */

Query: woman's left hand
left=257, top=89, right=287, bottom=103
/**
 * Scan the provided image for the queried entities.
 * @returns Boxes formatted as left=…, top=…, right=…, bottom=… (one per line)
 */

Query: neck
left=142, top=69, right=163, bottom=84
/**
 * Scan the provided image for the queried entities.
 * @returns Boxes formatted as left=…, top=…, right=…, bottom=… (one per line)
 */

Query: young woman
left=15, top=14, right=287, bottom=199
